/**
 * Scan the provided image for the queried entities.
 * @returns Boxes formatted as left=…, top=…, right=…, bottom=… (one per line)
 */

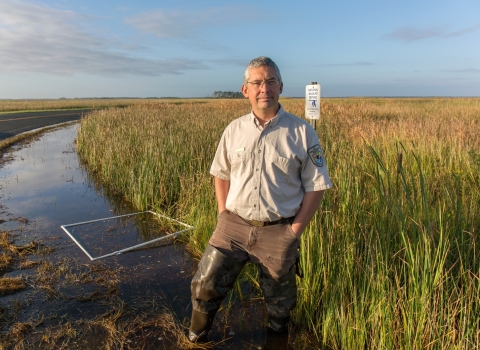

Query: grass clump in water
left=0, top=277, right=27, bottom=296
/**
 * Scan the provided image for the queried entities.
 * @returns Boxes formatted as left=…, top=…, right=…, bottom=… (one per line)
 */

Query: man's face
left=241, top=65, right=283, bottom=116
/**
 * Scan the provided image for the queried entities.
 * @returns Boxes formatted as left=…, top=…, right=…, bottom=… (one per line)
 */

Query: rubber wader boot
left=258, top=264, right=297, bottom=333
left=188, top=309, right=217, bottom=343
left=268, top=314, right=290, bottom=333
left=189, top=244, right=245, bottom=343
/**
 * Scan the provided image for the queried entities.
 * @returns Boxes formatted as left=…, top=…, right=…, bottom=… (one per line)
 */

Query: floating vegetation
left=0, top=277, right=27, bottom=296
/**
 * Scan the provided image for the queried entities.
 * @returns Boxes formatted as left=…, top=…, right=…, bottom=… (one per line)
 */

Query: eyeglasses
left=246, top=79, right=280, bottom=88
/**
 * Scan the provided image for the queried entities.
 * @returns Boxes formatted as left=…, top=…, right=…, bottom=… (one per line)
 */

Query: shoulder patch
left=308, top=144, right=324, bottom=167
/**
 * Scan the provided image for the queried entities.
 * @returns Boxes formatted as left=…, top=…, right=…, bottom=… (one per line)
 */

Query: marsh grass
left=0, top=98, right=202, bottom=113
left=0, top=98, right=120, bottom=113
left=0, top=231, right=52, bottom=257
left=0, top=277, right=27, bottom=297
left=0, top=233, right=38, bottom=256
left=0, top=254, right=12, bottom=273
left=0, top=230, right=53, bottom=297
left=75, top=98, right=480, bottom=349
left=30, top=257, right=123, bottom=302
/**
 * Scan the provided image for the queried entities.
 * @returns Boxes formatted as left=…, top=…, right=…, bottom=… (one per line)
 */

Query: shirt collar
left=250, top=104, right=285, bottom=128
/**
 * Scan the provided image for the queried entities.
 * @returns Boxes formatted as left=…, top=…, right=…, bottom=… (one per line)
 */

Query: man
left=189, top=56, right=332, bottom=343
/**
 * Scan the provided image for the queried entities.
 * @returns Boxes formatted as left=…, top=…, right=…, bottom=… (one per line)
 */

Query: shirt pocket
left=229, top=151, right=253, bottom=177
left=265, top=154, right=293, bottom=184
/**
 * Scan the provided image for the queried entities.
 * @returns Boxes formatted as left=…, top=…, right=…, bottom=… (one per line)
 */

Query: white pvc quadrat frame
left=61, top=210, right=194, bottom=261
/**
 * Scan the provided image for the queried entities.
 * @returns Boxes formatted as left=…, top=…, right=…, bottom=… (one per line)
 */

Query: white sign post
left=305, top=82, right=321, bottom=129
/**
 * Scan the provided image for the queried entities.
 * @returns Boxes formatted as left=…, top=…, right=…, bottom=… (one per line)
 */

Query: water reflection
left=1, top=125, right=121, bottom=231
left=0, top=124, right=193, bottom=298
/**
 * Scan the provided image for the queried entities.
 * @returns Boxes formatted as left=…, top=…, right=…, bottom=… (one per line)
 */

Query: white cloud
left=446, top=68, right=480, bottom=73
left=318, top=62, right=375, bottom=67
left=445, top=24, right=480, bottom=38
left=0, top=0, right=207, bottom=76
left=384, top=26, right=445, bottom=42
left=126, top=10, right=193, bottom=39
left=211, top=58, right=251, bottom=67
left=384, top=24, right=480, bottom=43
left=125, top=6, right=263, bottom=39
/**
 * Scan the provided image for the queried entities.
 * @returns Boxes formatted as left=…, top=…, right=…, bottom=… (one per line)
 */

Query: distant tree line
left=211, top=91, right=244, bottom=99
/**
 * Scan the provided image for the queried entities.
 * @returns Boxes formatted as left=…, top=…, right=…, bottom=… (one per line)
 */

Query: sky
left=0, top=0, right=479, bottom=98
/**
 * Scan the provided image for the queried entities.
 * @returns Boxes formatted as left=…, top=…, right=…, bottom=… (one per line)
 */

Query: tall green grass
left=76, top=98, right=480, bottom=349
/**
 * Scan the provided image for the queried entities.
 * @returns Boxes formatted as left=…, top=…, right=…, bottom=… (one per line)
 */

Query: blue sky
left=0, top=0, right=479, bottom=98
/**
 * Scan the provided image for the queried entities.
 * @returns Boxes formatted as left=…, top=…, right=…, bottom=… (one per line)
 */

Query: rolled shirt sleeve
left=210, top=129, right=231, bottom=181
left=301, top=127, right=333, bottom=192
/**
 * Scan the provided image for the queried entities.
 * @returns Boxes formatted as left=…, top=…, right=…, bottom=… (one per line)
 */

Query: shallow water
left=0, top=124, right=279, bottom=349
left=0, top=125, right=191, bottom=270
left=1, top=125, right=122, bottom=232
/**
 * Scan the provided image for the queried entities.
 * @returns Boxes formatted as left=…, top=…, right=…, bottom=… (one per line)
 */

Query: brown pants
left=209, top=210, right=299, bottom=279
left=191, top=210, right=298, bottom=322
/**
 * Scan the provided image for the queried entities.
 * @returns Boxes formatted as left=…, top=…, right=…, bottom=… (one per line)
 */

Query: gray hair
left=243, top=56, right=282, bottom=85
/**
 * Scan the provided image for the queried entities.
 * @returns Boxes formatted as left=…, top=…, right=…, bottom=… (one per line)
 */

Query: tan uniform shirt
left=210, top=105, right=333, bottom=221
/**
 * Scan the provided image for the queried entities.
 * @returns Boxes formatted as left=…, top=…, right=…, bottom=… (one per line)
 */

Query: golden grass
left=0, top=253, right=12, bottom=273
left=0, top=231, right=52, bottom=257
left=0, top=277, right=27, bottom=296
left=0, top=98, right=209, bottom=113
left=0, top=231, right=42, bottom=297
left=9, top=322, right=34, bottom=338
left=30, top=258, right=122, bottom=303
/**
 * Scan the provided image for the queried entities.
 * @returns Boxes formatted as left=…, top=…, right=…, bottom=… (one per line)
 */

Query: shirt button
left=237, top=154, right=240, bottom=157
left=256, top=168, right=259, bottom=171
left=258, top=150, right=261, bottom=153
left=254, top=204, right=256, bottom=207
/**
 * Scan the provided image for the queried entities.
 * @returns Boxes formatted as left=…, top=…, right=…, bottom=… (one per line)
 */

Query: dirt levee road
left=0, top=110, right=91, bottom=141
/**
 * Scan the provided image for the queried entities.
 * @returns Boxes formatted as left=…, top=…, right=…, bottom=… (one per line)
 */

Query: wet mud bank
left=0, top=124, right=295, bottom=349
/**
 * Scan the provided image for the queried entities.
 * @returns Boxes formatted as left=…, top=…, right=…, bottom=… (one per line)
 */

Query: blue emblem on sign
left=308, top=144, right=324, bottom=167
